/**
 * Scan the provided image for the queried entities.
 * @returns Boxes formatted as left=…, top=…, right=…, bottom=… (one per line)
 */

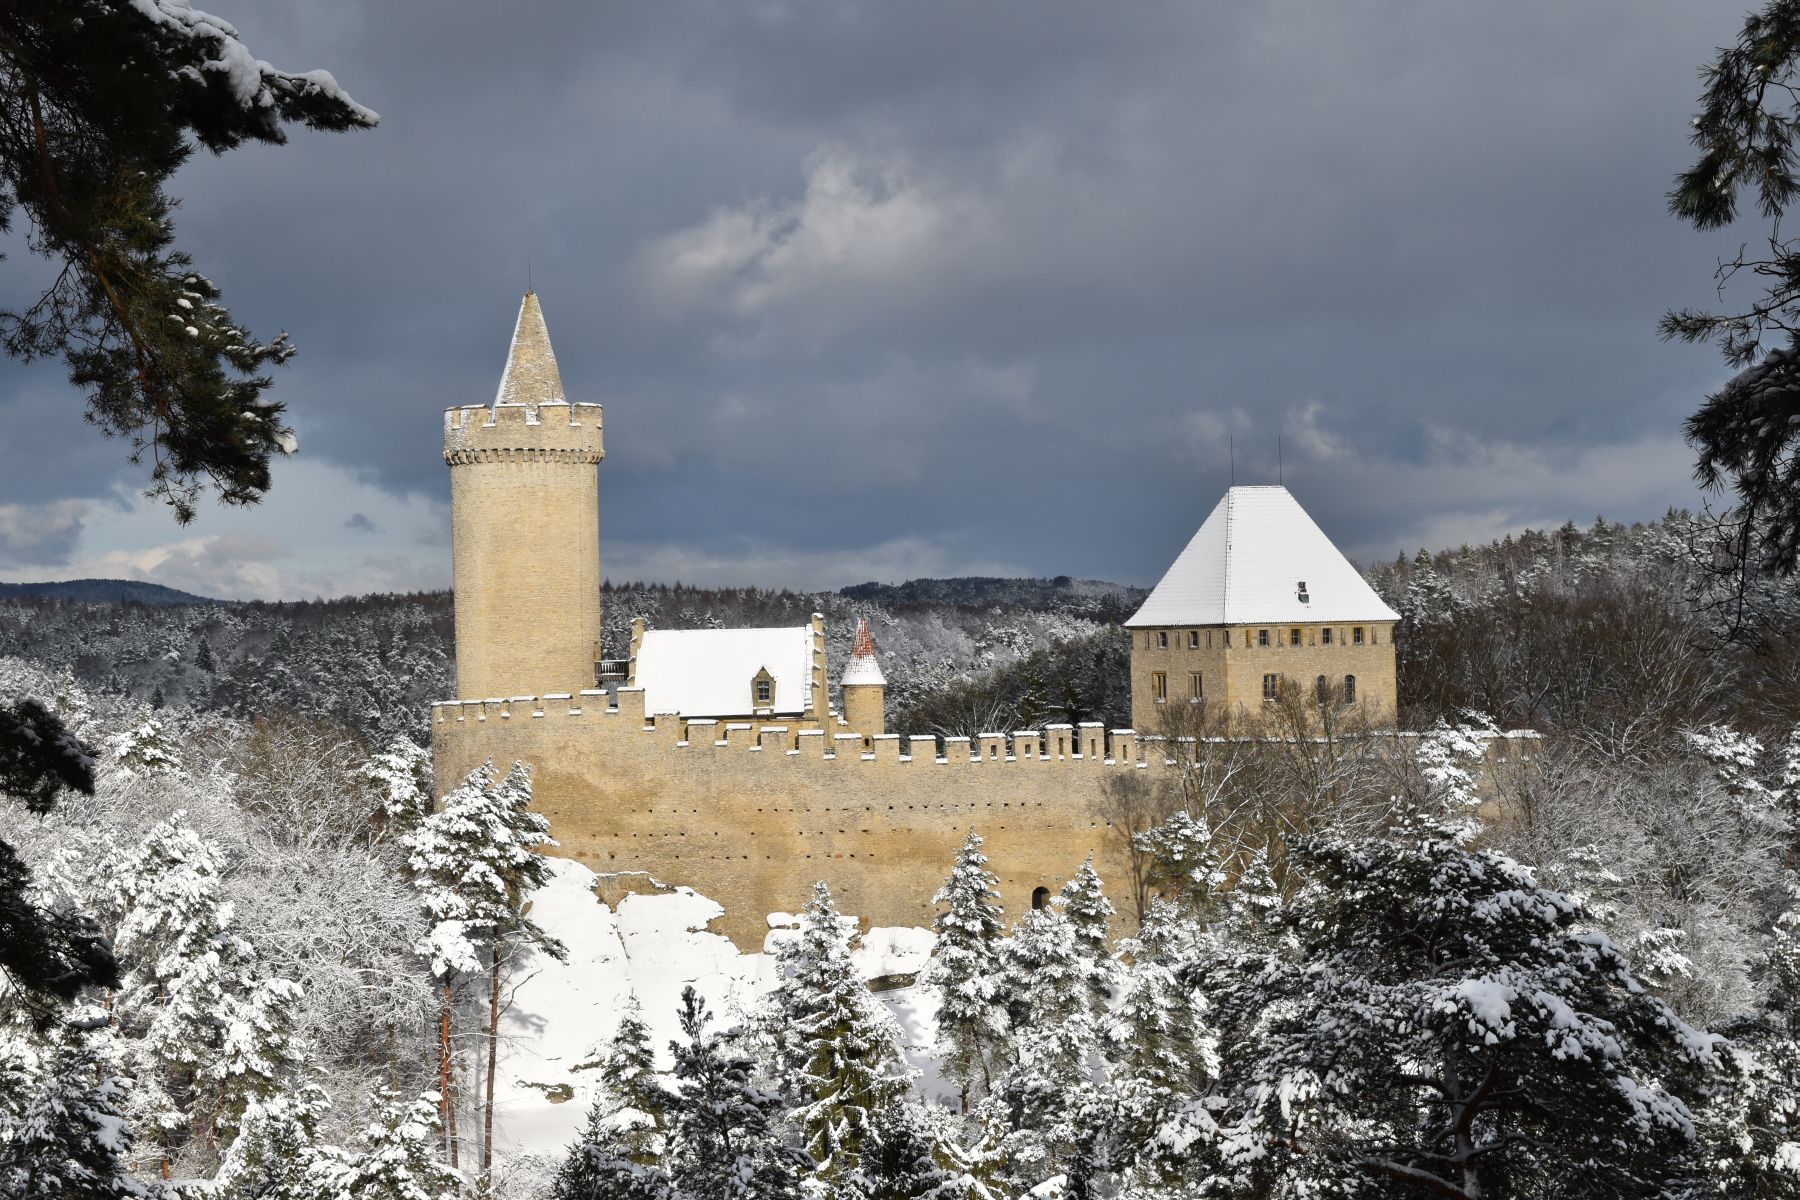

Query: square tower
left=1124, top=486, right=1399, bottom=731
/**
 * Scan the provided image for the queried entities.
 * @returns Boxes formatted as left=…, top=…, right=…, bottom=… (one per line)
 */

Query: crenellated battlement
left=431, top=689, right=1540, bottom=771
left=443, top=401, right=605, bottom=464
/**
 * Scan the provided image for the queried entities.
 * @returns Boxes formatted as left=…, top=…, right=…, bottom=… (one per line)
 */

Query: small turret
left=841, top=618, right=886, bottom=740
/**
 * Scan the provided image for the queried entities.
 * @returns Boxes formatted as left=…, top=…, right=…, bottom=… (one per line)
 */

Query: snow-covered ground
left=489, top=858, right=944, bottom=1161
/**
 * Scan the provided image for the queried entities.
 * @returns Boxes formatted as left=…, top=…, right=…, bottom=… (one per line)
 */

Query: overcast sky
left=0, top=1, right=1761, bottom=600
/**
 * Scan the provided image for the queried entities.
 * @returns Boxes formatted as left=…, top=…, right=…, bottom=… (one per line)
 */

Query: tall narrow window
left=1190, top=672, right=1203, bottom=700
left=1316, top=674, right=1328, bottom=702
left=1152, top=672, right=1168, bottom=702
left=1258, top=629, right=1270, bottom=647
left=1188, top=630, right=1200, bottom=649
left=1158, top=631, right=1169, bottom=649
left=1353, top=626, right=1365, bottom=645
left=1262, top=673, right=1279, bottom=703
left=1290, top=627, right=1302, bottom=647
left=1322, top=627, right=1334, bottom=645
left=1344, top=675, right=1357, bottom=703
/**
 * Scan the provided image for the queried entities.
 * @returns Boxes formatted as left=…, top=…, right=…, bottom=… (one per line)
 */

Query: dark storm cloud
left=0, top=1, right=1756, bottom=594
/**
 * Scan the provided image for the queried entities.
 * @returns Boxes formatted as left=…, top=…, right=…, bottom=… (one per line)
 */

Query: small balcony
left=596, top=658, right=630, bottom=684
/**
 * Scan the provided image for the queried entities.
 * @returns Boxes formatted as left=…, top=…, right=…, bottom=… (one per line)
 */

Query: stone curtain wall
left=434, top=687, right=1145, bottom=947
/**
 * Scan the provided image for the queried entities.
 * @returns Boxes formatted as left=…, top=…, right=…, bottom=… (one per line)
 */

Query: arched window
left=1344, top=674, right=1357, bottom=703
left=1315, top=674, right=1328, bottom=702
left=1031, top=886, right=1051, bottom=910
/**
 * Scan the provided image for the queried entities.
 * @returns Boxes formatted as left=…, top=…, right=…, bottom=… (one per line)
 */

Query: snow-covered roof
left=494, top=291, right=565, bottom=406
left=634, top=626, right=814, bottom=717
left=841, top=619, right=886, bottom=687
left=1125, top=485, right=1399, bottom=627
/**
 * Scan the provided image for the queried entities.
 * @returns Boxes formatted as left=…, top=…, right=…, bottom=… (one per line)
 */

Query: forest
left=2, top=508, right=1799, bottom=1198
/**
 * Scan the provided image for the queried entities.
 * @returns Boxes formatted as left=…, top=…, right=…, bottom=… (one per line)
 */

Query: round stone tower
left=444, top=291, right=604, bottom=699
left=840, top=618, right=887, bottom=739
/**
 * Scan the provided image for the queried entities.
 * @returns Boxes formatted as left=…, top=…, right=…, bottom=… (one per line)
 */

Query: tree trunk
left=483, top=940, right=503, bottom=1176
left=439, top=980, right=457, bottom=1167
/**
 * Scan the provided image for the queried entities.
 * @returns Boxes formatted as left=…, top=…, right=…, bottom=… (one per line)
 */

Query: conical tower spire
left=842, top=618, right=886, bottom=686
left=494, top=290, right=565, bottom=406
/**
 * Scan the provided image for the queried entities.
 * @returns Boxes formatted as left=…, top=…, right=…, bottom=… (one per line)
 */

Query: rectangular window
left=1152, top=672, right=1168, bottom=702
left=755, top=679, right=772, bottom=704
left=1353, top=626, right=1365, bottom=645
left=1344, top=674, right=1357, bottom=703
left=1290, top=627, right=1302, bottom=647
left=1188, top=630, right=1200, bottom=649
left=1190, top=672, right=1203, bottom=700
left=1322, top=627, right=1333, bottom=645
left=1262, top=673, right=1279, bottom=703
left=1158, top=631, right=1169, bottom=649
left=1258, top=629, right=1270, bottom=647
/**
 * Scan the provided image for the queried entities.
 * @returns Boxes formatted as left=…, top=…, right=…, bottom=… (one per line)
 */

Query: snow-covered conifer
left=1055, top=858, right=1115, bottom=1025
left=0, top=1011, right=142, bottom=1200
left=402, top=758, right=565, bottom=1173
left=551, top=1100, right=671, bottom=1200
left=314, top=1089, right=461, bottom=1200
left=842, top=1101, right=966, bottom=1200
left=1703, top=896, right=1800, bottom=1197
left=1194, top=777, right=1721, bottom=1197
left=665, top=986, right=809, bottom=1200
left=363, top=737, right=432, bottom=839
left=1130, top=810, right=1226, bottom=919
left=596, top=997, right=668, bottom=1165
left=210, top=1082, right=334, bottom=1200
left=767, top=882, right=909, bottom=1178
left=926, top=832, right=1008, bottom=1111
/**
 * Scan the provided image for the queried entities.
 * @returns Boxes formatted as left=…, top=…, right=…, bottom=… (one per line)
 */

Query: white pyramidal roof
left=634, top=626, right=814, bottom=717
left=1126, top=485, right=1399, bottom=628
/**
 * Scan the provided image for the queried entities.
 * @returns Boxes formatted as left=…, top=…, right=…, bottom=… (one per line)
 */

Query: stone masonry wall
left=446, top=402, right=604, bottom=700
left=434, top=688, right=1144, bottom=948
left=1129, top=623, right=1398, bottom=731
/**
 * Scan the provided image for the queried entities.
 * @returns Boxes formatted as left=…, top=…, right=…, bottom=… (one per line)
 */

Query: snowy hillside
left=489, top=859, right=942, bottom=1162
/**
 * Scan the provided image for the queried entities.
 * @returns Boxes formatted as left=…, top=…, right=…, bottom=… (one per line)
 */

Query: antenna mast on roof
left=1229, top=433, right=1235, bottom=485
left=1278, top=434, right=1283, bottom=485
left=528, top=260, right=533, bottom=294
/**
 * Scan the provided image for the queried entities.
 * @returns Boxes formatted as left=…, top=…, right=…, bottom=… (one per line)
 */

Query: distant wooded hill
left=0, top=578, right=213, bottom=605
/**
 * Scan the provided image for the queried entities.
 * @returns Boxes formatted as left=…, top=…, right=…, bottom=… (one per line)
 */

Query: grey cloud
left=343, top=512, right=381, bottom=534
left=0, top=1, right=1755, bottom=595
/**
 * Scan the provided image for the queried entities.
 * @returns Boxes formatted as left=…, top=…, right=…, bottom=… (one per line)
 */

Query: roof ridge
left=1221, top=489, right=1234, bottom=622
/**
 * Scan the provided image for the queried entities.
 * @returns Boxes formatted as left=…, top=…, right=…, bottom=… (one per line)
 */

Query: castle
left=430, top=293, right=1401, bottom=947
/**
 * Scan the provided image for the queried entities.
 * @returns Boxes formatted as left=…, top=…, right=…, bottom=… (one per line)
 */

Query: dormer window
left=1297, top=580, right=1310, bottom=603
left=751, top=667, right=775, bottom=709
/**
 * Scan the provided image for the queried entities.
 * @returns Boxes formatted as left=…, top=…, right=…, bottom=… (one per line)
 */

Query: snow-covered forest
left=3, top=511, right=1800, bottom=1197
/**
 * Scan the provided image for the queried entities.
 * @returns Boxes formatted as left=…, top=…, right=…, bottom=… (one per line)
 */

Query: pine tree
left=194, top=638, right=215, bottom=673
left=1131, top=809, right=1227, bottom=920
left=926, top=832, right=1008, bottom=1113
left=989, top=906, right=1098, bottom=1191
left=0, top=697, right=114, bottom=1008
left=210, top=1081, right=334, bottom=1200
left=1104, top=899, right=1217, bottom=1188
left=551, top=1099, right=672, bottom=1200
left=843, top=1101, right=966, bottom=1200
left=768, top=882, right=910, bottom=1179
left=1056, top=858, right=1115, bottom=1026
left=110, top=810, right=246, bottom=1169
left=315, top=1089, right=462, bottom=1200
left=1704, top=896, right=1800, bottom=1197
left=665, top=986, right=809, bottom=1200
left=0, top=1011, right=142, bottom=1200
left=403, top=758, right=566, bottom=1174
left=1190, top=757, right=1721, bottom=1198
left=0, top=1, right=376, bottom=521
left=598, top=997, right=669, bottom=1165
left=363, top=737, right=432, bottom=840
